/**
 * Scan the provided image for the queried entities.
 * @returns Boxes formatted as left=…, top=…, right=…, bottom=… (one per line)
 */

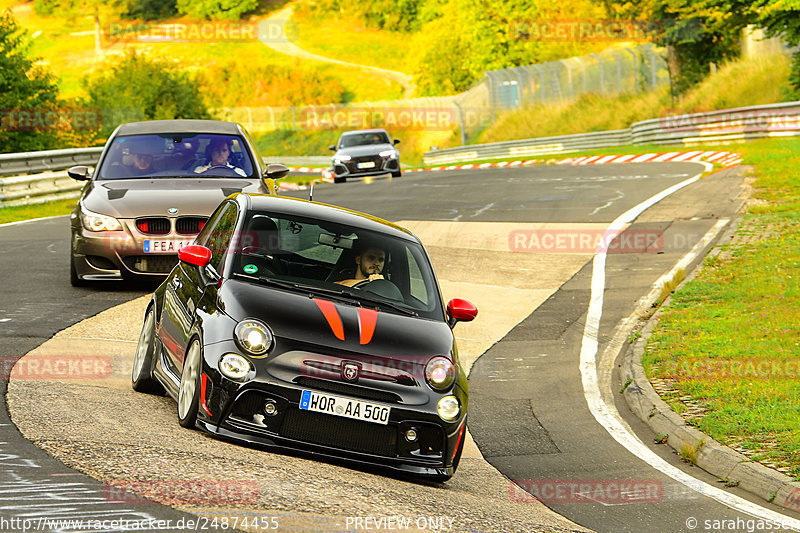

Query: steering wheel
left=200, top=165, right=240, bottom=177
left=352, top=278, right=404, bottom=301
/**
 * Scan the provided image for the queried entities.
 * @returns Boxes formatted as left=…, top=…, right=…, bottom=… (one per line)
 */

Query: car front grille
left=348, top=155, right=383, bottom=173
left=176, top=217, right=207, bottom=235
left=136, top=217, right=170, bottom=235
left=294, top=377, right=403, bottom=404
left=280, top=407, right=397, bottom=456
left=123, top=255, right=178, bottom=274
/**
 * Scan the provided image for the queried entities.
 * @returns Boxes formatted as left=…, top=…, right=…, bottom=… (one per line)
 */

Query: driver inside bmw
left=194, top=138, right=246, bottom=176
left=336, top=246, right=385, bottom=287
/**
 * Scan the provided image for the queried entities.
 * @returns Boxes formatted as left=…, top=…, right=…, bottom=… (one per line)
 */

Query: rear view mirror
left=319, top=233, right=354, bottom=249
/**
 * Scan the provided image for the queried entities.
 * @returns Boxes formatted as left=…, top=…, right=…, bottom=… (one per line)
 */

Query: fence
left=211, top=44, right=668, bottom=145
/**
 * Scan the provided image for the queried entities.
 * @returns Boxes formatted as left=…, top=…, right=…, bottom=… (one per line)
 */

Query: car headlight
left=379, top=150, right=398, bottom=158
left=219, top=353, right=252, bottom=381
left=437, top=396, right=460, bottom=422
left=334, top=155, right=351, bottom=163
left=81, top=206, right=122, bottom=232
left=234, top=319, right=273, bottom=356
left=425, top=356, right=455, bottom=391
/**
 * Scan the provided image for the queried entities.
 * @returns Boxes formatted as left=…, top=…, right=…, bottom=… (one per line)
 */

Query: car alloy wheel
left=178, top=339, right=202, bottom=428
left=131, top=307, right=164, bottom=394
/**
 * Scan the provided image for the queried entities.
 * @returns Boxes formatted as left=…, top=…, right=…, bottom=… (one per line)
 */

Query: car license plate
left=299, top=390, right=390, bottom=425
left=356, top=161, right=376, bottom=169
left=143, top=239, right=194, bottom=254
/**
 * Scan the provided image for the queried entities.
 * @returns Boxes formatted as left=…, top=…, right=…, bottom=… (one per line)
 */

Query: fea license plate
left=143, top=239, right=194, bottom=253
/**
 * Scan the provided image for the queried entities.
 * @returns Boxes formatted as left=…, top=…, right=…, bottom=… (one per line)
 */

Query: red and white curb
left=277, top=151, right=742, bottom=190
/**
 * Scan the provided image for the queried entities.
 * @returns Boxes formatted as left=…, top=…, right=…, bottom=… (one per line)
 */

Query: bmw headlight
left=425, top=356, right=455, bottom=391
left=219, top=353, right=252, bottom=381
left=81, top=206, right=122, bottom=232
left=437, top=396, right=460, bottom=422
left=379, top=150, right=398, bottom=159
left=234, top=319, right=273, bottom=356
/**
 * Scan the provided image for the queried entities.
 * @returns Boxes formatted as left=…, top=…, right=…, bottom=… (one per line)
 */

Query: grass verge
left=0, top=198, right=76, bottom=225
left=642, top=136, right=800, bottom=479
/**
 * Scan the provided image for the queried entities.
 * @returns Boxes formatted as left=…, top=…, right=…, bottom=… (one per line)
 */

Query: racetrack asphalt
left=5, top=163, right=799, bottom=532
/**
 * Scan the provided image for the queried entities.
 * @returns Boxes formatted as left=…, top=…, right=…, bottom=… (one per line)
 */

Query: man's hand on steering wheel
left=353, top=273, right=384, bottom=288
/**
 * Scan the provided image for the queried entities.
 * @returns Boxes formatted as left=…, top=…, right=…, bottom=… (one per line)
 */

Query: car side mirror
left=447, top=298, right=477, bottom=328
left=393, top=139, right=400, bottom=145
left=328, top=145, right=336, bottom=151
left=178, top=245, right=211, bottom=268
left=68, top=166, right=91, bottom=181
left=265, top=163, right=290, bottom=180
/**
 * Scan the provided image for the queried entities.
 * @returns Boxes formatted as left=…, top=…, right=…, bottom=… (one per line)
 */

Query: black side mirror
left=67, top=166, right=91, bottom=181
left=328, top=145, right=336, bottom=151
left=393, top=139, right=400, bottom=145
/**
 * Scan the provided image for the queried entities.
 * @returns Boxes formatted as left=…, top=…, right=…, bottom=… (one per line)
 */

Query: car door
left=161, top=201, right=239, bottom=375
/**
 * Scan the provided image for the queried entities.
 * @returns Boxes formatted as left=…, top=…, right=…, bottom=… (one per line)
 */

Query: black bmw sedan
left=132, top=193, right=477, bottom=481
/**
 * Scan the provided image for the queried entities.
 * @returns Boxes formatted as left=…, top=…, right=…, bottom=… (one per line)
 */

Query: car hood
left=220, top=279, right=453, bottom=358
left=81, top=178, right=263, bottom=218
left=335, top=144, right=395, bottom=158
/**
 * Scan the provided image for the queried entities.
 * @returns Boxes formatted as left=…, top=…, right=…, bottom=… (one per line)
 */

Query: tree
left=0, top=10, right=63, bottom=153
left=34, top=0, right=129, bottom=55
left=176, top=0, right=258, bottom=21
left=84, top=52, right=210, bottom=139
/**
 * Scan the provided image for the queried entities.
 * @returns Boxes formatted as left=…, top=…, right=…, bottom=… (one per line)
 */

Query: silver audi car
left=68, top=119, right=288, bottom=286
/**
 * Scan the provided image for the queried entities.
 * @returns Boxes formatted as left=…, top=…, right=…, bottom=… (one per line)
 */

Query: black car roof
left=116, top=120, right=244, bottom=135
left=240, top=194, right=416, bottom=242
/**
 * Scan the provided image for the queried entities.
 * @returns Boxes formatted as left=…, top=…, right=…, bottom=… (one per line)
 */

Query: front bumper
left=196, top=365, right=465, bottom=478
left=331, top=155, right=400, bottom=179
left=71, top=213, right=203, bottom=280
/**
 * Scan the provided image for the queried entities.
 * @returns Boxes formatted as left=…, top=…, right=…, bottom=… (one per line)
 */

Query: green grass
left=0, top=198, right=76, bottom=224
left=643, top=137, right=800, bottom=479
left=289, top=9, right=414, bottom=74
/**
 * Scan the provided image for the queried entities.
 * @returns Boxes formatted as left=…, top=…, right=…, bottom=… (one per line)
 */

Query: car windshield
left=96, top=134, right=256, bottom=179
left=230, top=211, right=444, bottom=320
left=339, top=131, right=390, bottom=148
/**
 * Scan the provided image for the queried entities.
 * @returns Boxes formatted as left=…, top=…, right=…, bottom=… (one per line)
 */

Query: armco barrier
left=424, top=100, right=800, bottom=165
left=0, top=147, right=104, bottom=177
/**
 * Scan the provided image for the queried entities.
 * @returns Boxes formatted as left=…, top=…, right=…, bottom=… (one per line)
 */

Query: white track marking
left=580, top=163, right=800, bottom=529
left=0, top=215, right=69, bottom=228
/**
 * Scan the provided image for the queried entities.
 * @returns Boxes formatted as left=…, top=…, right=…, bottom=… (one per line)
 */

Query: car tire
left=391, top=170, right=402, bottom=178
left=177, top=339, right=203, bottom=429
left=131, top=307, right=165, bottom=395
left=334, top=176, right=346, bottom=184
left=69, top=254, right=88, bottom=287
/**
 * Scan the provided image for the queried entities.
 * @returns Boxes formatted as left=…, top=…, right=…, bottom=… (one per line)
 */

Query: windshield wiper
left=344, top=291, right=419, bottom=317
left=233, top=273, right=361, bottom=304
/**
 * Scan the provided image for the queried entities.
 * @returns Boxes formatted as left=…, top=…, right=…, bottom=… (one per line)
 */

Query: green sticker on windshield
left=243, top=264, right=258, bottom=274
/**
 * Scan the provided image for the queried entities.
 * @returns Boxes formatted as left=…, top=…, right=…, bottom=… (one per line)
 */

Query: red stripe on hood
left=358, top=308, right=378, bottom=345
left=313, top=298, right=345, bottom=340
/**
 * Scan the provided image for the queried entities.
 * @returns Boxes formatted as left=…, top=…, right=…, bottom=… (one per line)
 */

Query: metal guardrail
left=423, top=101, right=800, bottom=165
left=0, top=147, right=104, bottom=177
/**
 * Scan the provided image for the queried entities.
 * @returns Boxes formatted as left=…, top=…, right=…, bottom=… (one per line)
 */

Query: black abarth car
left=328, top=129, right=401, bottom=183
left=132, top=193, right=477, bottom=481
left=68, top=119, right=288, bottom=286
